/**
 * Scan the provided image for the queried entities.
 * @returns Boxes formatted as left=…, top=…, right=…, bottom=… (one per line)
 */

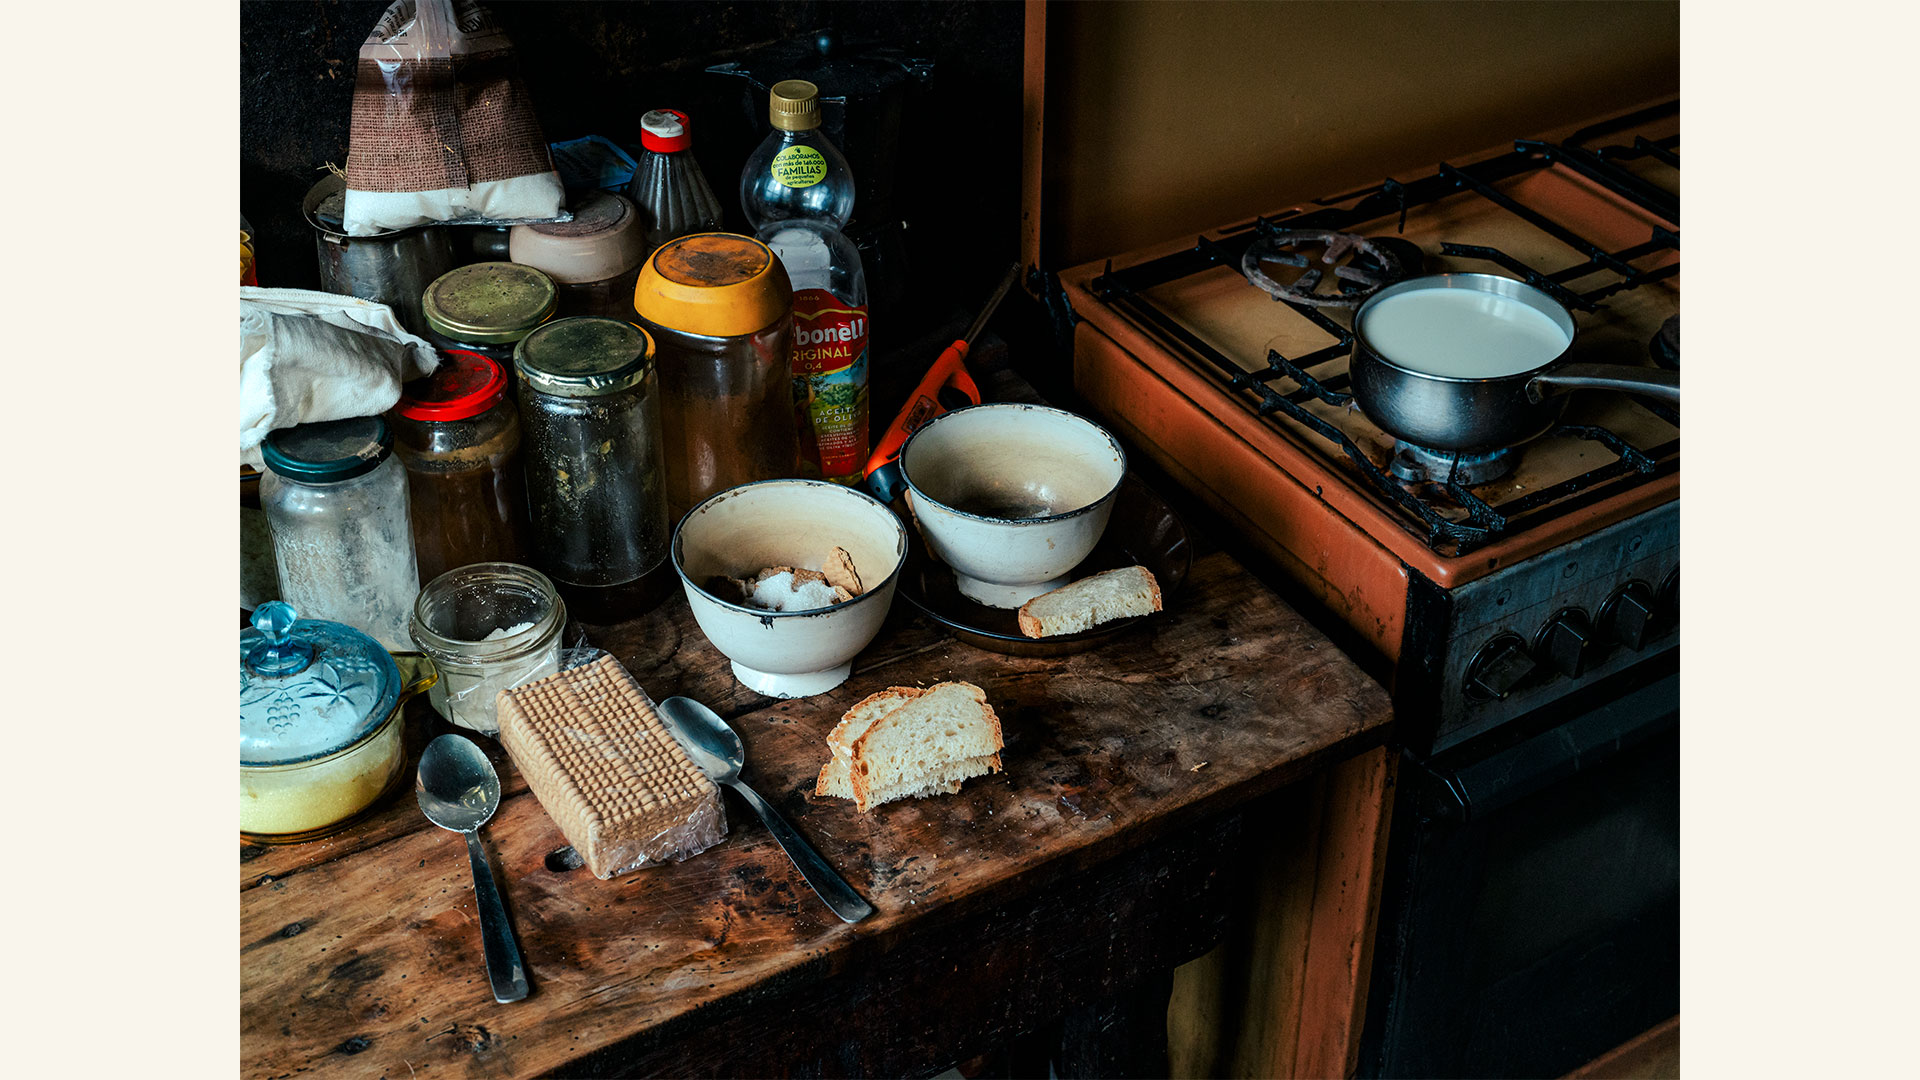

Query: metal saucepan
left=302, top=173, right=456, bottom=338
left=1350, top=273, right=1679, bottom=452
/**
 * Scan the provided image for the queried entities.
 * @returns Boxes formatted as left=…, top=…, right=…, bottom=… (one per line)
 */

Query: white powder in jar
left=435, top=620, right=559, bottom=736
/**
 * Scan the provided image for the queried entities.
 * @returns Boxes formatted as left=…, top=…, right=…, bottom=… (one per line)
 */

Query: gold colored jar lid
left=768, top=79, right=823, bottom=131
left=633, top=232, right=793, bottom=339
left=423, top=262, right=558, bottom=345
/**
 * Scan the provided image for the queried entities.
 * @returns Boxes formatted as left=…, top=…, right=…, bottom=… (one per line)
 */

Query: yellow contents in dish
left=240, top=715, right=404, bottom=836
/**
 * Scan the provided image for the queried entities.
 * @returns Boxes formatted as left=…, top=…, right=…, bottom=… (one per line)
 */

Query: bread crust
left=845, top=681, right=1004, bottom=810
left=1016, top=565, right=1163, bottom=638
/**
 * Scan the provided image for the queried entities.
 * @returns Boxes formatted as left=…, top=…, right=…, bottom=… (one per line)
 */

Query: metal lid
left=508, top=192, right=647, bottom=285
left=634, top=232, right=792, bottom=339
left=396, top=351, right=509, bottom=422
left=261, top=416, right=394, bottom=484
left=514, top=316, right=656, bottom=397
left=640, top=109, right=693, bottom=152
left=768, top=79, right=822, bottom=131
left=240, top=601, right=401, bottom=768
left=422, top=262, right=558, bottom=345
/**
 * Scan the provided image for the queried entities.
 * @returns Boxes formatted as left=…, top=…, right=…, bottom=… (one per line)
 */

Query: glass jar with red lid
left=390, top=350, right=534, bottom=584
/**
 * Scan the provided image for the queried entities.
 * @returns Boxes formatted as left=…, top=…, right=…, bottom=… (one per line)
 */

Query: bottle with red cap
left=627, top=108, right=724, bottom=252
left=389, top=350, right=534, bottom=585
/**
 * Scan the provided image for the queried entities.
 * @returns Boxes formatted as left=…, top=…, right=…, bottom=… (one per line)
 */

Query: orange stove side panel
left=1073, top=320, right=1409, bottom=663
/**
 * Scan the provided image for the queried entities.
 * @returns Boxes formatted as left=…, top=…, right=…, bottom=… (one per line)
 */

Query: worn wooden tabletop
left=240, top=527, right=1391, bottom=1078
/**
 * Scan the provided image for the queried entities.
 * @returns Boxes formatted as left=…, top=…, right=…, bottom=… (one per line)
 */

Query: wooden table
left=241, top=351, right=1395, bottom=1078
left=241, top=539, right=1392, bottom=1078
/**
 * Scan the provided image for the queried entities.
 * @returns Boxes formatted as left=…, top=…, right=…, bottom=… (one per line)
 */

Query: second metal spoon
left=658, top=696, right=874, bottom=923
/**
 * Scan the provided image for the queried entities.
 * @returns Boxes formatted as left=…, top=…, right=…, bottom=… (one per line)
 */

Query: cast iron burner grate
left=1241, top=229, right=1423, bottom=307
left=1087, top=103, right=1679, bottom=556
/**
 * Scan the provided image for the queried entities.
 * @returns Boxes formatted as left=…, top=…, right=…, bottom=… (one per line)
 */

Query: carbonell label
left=791, top=288, right=871, bottom=482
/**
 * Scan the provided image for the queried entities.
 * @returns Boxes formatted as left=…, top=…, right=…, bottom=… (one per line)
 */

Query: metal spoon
left=417, top=733, right=530, bottom=1003
left=659, top=696, right=874, bottom=924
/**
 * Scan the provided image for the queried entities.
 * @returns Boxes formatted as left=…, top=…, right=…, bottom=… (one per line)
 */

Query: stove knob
left=1657, top=567, right=1679, bottom=630
left=1465, top=633, right=1535, bottom=702
left=1600, top=582, right=1656, bottom=651
left=1534, top=608, right=1595, bottom=679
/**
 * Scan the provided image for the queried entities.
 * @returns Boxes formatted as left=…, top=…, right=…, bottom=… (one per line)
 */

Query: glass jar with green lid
left=421, top=261, right=559, bottom=367
left=515, top=316, right=674, bottom=622
left=260, top=416, right=421, bottom=651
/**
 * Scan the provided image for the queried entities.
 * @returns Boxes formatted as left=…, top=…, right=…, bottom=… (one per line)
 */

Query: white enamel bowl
left=899, top=403, right=1127, bottom=608
left=672, top=479, right=907, bottom=698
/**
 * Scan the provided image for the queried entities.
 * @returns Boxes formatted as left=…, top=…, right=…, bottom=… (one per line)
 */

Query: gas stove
left=1061, top=100, right=1679, bottom=754
left=1058, top=99, right=1681, bottom=1077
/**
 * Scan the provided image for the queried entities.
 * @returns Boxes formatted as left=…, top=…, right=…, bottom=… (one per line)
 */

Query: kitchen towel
left=240, top=287, right=440, bottom=469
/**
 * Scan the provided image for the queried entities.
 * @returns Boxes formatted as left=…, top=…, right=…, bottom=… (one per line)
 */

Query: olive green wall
left=1041, top=0, right=1680, bottom=268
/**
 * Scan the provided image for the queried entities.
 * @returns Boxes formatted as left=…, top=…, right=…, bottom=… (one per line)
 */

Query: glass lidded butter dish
left=240, top=601, right=430, bottom=843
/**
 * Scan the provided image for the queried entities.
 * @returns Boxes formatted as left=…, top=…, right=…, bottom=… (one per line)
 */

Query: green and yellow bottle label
left=791, top=288, right=870, bottom=482
left=771, top=145, right=828, bottom=189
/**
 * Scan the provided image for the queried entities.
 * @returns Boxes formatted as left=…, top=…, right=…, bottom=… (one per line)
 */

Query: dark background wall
left=241, top=0, right=1024, bottom=331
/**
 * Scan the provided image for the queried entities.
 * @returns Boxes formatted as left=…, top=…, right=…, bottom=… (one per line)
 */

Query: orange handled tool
left=864, top=263, right=1021, bottom=502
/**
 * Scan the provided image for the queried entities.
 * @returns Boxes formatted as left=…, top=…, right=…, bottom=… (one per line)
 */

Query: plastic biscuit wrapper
left=495, top=649, right=726, bottom=878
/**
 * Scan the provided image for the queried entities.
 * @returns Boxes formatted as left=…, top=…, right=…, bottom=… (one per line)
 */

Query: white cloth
left=240, top=287, right=440, bottom=469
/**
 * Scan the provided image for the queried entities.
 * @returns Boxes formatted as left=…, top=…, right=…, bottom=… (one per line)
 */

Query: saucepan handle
left=1527, top=363, right=1680, bottom=407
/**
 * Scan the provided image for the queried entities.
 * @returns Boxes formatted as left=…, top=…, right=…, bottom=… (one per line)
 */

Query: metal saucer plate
left=895, top=472, right=1191, bottom=656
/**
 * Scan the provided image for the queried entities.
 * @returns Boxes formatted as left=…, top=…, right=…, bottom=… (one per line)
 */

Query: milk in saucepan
left=1360, top=287, right=1571, bottom=378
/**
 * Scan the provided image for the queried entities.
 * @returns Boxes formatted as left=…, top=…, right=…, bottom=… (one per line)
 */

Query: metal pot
left=303, top=174, right=457, bottom=337
left=1351, top=274, right=1679, bottom=452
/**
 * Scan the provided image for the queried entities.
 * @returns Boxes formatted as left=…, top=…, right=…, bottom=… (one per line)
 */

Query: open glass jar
left=408, top=562, right=566, bottom=736
left=240, top=601, right=432, bottom=843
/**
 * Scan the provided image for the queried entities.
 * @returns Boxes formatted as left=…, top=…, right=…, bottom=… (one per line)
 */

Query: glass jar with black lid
left=514, top=316, right=674, bottom=622
left=390, top=350, right=534, bottom=585
left=421, top=261, right=558, bottom=367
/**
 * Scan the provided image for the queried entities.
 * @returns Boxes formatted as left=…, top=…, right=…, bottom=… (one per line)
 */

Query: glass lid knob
left=247, top=601, right=314, bottom=676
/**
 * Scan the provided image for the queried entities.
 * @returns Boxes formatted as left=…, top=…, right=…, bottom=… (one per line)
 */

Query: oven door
left=1359, top=659, right=1679, bottom=1079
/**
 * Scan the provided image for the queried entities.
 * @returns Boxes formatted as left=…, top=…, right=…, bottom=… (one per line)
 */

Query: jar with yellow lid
left=421, top=262, right=559, bottom=368
left=633, top=232, right=799, bottom=518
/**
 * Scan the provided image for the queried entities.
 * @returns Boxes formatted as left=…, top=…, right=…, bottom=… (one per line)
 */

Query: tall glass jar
left=260, top=417, right=422, bottom=652
left=421, top=262, right=558, bottom=369
left=409, top=563, right=565, bottom=736
left=389, top=350, right=534, bottom=584
left=633, top=232, right=799, bottom=518
left=508, top=191, right=649, bottom=322
left=514, top=317, right=674, bottom=622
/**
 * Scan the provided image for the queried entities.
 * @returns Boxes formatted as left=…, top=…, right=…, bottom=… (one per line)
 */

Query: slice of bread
left=849, top=682, right=1004, bottom=813
left=815, top=689, right=920, bottom=797
left=1017, top=565, right=1163, bottom=638
left=819, top=753, right=1001, bottom=804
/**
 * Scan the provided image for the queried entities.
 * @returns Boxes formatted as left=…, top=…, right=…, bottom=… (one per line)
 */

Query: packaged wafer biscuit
left=496, top=652, right=726, bottom=878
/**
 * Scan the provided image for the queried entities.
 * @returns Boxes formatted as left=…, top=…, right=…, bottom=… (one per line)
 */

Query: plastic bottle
left=741, top=80, right=855, bottom=232
left=626, top=108, right=723, bottom=251
left=759, top=218, right=869, bottom=484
